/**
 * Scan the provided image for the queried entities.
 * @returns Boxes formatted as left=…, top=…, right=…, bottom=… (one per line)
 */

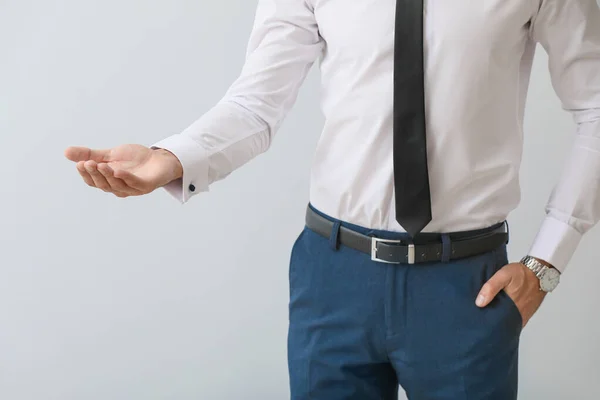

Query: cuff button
left=189, top=184, right=196, bottom=192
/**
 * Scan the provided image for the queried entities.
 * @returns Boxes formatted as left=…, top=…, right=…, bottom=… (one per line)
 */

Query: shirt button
left=189, top=184, right=196, bottom=192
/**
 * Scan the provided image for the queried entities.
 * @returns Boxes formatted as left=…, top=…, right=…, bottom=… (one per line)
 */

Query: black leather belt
left=305, top=206, right=508, bottom=264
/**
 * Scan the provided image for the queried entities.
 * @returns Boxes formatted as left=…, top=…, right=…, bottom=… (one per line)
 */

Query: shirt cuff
left=527, top=216, right=583, bottom=273
left=150, top=134, right=210, bottom=203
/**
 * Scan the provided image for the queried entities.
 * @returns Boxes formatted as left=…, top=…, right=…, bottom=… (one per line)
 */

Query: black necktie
left=393, top=0, right=432, bottom=238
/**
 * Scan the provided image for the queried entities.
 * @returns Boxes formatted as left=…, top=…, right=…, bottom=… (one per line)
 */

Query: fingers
left=84, top=160, right=111, bottom=192
left=76, top=161, right=95, bottom=187
left=476, top=267, right=513, bottom=308
left=65, top=146, right=111, bottom=162
left=76, top=161, right=139, bottom=197
left=71, top=151, right=153, bottom=196
left=97, top=163, right=141, bottom=196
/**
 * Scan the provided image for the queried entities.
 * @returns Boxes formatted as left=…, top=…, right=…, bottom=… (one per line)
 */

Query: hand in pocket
left=475, top=262, right=546, bottom=328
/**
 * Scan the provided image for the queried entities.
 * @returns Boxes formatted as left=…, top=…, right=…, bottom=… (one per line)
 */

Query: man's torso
left=310, top=0, right=538, bottom=232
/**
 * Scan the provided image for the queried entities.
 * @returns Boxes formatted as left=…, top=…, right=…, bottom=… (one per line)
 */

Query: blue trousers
left=288, top=205, right=522, bottom=400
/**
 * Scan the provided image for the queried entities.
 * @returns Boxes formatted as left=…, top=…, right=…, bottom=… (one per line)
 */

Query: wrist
left=529, top=256, right=558, bottom=272
left=153, top=148, right=183, bottom=182
left=520, top=255, right=561, bottom=292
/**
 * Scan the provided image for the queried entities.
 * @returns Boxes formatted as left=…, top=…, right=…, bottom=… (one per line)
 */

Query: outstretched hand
left=64, top=144, right=182, bottom=198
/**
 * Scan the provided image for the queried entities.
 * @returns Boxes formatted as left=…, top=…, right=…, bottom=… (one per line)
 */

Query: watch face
left=540, top=268, right=561, bottom=292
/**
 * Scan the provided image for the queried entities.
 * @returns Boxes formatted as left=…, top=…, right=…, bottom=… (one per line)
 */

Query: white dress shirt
left=151, top=0, right=600, bottom=273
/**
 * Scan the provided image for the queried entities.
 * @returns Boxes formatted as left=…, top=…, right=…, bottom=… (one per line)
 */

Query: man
left=65, top=0, right=600, bottom=398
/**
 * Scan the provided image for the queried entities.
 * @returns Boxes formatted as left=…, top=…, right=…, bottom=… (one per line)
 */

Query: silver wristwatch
left=520, top=255, right=561, bottom=292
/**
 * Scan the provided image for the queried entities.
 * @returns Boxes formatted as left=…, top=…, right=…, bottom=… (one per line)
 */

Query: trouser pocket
left=390, top=244, right=521, bottom=399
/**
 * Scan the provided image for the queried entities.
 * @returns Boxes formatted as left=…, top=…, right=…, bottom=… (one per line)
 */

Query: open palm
left=64, top=144, right=182, bottom=197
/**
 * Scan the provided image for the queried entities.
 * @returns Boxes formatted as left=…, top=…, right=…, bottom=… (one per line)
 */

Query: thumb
left=476, top=268, right=512, bottom=308
left=64, top=146, right=111, bottom=162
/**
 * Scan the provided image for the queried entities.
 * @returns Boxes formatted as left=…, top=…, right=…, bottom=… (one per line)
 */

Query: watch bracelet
left=520, top=255, right=545, bottom=278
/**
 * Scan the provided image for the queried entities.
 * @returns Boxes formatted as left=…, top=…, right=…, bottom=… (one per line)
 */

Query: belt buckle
left=371, top=237, right=415, bottom=264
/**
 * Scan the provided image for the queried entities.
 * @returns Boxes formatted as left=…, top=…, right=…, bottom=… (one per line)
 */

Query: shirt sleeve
left=151, top=0, right=323, bottom=203
left=527, top=0, right=600, bottom=273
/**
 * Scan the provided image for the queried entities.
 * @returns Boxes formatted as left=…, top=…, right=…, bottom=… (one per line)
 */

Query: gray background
left=1, top=0, right=599, bottom=399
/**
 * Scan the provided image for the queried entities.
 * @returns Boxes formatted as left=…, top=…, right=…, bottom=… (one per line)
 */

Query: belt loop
left=504, top=220, right=510, bottom=244
left=329, top=221, right=342, bottom=251
left=441, top=233, right=451, bottom=262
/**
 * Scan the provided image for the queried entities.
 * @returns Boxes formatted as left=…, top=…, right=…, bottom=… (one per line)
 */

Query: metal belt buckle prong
left=371, top=237, right=404, bottom=264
